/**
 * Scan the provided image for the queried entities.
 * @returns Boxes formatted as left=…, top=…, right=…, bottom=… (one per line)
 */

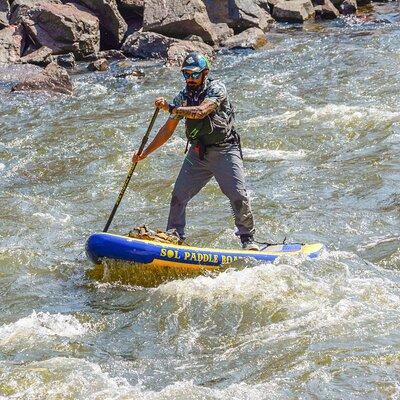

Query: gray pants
left=167, top=144, right=255, bottom=239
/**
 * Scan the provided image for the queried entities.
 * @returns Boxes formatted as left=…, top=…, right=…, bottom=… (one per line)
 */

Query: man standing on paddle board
left=132, top=52, right=259, bottom=251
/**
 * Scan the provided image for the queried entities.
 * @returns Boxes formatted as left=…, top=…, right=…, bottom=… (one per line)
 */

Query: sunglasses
left=182, top=70, right=202, bottom=80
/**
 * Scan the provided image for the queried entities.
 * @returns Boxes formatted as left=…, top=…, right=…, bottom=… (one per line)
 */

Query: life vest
left=184, top=80, right=236, bottom=147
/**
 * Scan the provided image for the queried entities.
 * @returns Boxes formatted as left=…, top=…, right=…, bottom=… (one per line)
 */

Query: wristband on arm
left=168, top=103, right=176, bottom=114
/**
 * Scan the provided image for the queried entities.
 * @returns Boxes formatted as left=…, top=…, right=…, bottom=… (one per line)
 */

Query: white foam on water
left=163, top=136, right=187, bottom=153
left=357, top=235, right=400, bottom=251
left=244, top=111, right=300, bottom=128
left=150, top=252, right=400, bottom=351
left=75, top=82, right=108, bottom=97
left=3, top=156, right=33, bottom=180
left=90, top=280, right=145, bottom=293
left=149, top=380, right=281, bottom=400
left=302, top=104, right=400, bottom=126
left=0, top=357, right=282, bottom=400
left=158, top=262, right=298, bottom=304
left=32, top=212, right=71, bottom=225
left=242, top=147, right=306, bottom=161
left=0, top=311, right=90, bottom=348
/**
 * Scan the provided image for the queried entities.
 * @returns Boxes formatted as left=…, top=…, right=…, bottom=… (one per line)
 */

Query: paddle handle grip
left=103, top=108, right=159, bottom=232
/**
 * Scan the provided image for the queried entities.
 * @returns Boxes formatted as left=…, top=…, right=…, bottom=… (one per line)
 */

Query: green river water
left=1, top=4, right=400, bottom=399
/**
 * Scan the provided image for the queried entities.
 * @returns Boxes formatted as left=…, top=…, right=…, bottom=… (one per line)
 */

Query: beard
left=185, top=72, right=206, bottom=90
left=186, top=81, right=200, bottom=89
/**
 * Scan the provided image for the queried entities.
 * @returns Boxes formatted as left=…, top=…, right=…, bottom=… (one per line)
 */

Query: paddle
left=103, top=108, right=160, bottom=232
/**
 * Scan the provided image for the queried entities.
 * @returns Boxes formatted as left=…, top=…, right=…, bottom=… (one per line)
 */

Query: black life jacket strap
left=232, top=129, right=243, bottom=160
left=198, top=137, right=207, bottom=160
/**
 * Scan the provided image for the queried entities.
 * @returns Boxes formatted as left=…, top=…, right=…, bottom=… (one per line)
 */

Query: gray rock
left=87, top=57, right=108, bottom=71
left=313, top=0, right=339, bottom=18
left=10, top=0, right=61, bottom=24
left=83, top=49, right=127, bottom=61
left=143, top=0, right=233, bottom=45
left=166, top=40, right=215, bottom=67
left=204, top=0, right=274, bottom=33
left=122, top=31, right=214, bottom=66
left=330, top=0, right=357, bottom=13
left=211, top=23, right=235, bottom=44
left=202, top=0, right=230, bottom=23
left=122, top=31, right=176, bottom=58
left=0, top=0, right=10, bottom=28
left=22, top=2, right=100, bottom=59
left=56, top=52, right=75, bottom=68
left=19, top=45, right=53, bottom=65
left=11, top=61, right=73, bottom=94
left=0, top=24, right=25, bottom=64
left=221, top=27, right=268, bottom=50
left=341, top=0, right=357, bottom=13
left=273, top=0, right=315, bottom=22
left=117, top=0, right=143, bottom=12
left=75, top=0, right=127, bottom=49
left=228, top=0, right=274, bottom=32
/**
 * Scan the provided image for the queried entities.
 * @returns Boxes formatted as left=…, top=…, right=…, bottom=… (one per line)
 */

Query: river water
left=1, top=4, right=400, bottom=399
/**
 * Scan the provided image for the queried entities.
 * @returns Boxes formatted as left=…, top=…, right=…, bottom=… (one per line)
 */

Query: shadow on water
left=86, top=258, right=258, bottom=288
left=87, top=259, right=219, bottom=288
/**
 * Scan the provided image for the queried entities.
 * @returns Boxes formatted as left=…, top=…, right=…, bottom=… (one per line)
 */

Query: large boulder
left=122, top=31, right=176, bottom=58
left=143, top=0, right=233, bottom=45
left=117, top=0, right=142, bottom=39
left=9, top=0, right=61, bottom=24
left=221, top=27, right=267, bottom=50
left=11, top=61, right=72, bottom=94
left=75, top=0, right=127, bottom=49
left=272, top=0, right=315, bottom=22
left=22, top=2, right=100, bottom=59
left=0, top=24, right=25, bottom=64
left=313, top=0, right=339, bottom=18
left=122, top=31, right=214, bottom=65
left=0, top=0, right=10, bottom=28
left=166, top=40, right=215, bottom=66
left=203, top=0, right=274, bottom=33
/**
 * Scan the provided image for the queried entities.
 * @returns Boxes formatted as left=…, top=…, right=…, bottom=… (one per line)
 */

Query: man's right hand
left=155, top=97, right=169, bottom=112
left=132, top=150, right=147, bottom=164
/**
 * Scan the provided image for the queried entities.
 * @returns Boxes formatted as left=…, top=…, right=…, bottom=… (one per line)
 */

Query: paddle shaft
left=103, top=108, right=159, bottom=232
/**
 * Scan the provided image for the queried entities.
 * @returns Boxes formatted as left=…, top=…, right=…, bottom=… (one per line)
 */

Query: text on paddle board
left=160, top=248, right=238, bottom=264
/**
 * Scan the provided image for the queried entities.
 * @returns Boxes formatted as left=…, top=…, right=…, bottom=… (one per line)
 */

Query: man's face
left=183, top=69, right=206, bottom=88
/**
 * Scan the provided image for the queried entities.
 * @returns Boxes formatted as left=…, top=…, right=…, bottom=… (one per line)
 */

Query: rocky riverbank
left=0, top=0, right=395, bottom=94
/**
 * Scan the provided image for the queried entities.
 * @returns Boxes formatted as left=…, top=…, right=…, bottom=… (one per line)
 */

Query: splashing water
left=0, top=6, right=400, bottom=399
